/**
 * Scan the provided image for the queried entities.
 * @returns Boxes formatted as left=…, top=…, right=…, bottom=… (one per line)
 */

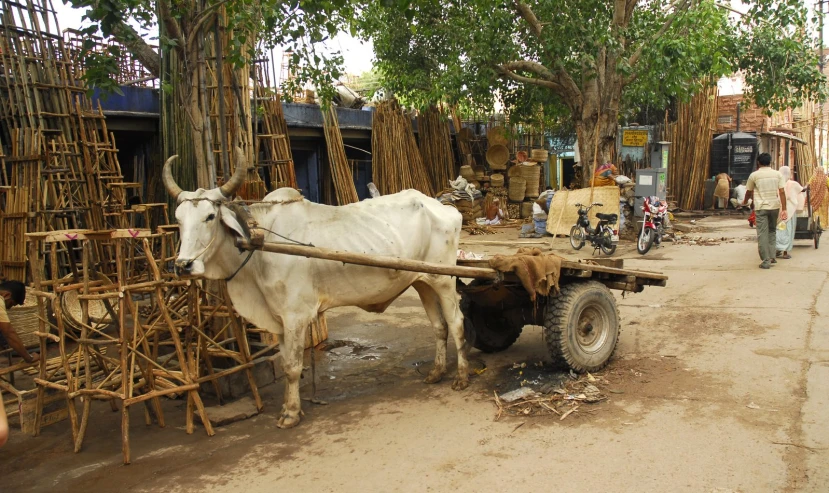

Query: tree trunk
left=574, top=81, right=621, bottom=188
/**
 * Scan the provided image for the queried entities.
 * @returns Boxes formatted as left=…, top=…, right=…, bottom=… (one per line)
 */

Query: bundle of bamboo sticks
left=417, top=106, right=457, bottom=193
left=321, top=105, right=359, bottom=205
left=372, top=100, right=435, bottom=197
left=666, top=84, right=718, bottom=210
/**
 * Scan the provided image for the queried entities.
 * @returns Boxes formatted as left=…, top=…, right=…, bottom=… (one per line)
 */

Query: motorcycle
left=569, top=202, right=619, bottom=255
left=637, top=195, right=668, bottom=255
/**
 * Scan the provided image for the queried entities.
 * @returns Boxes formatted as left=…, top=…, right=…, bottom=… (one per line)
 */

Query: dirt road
left=2, top=215, right=827, bottom=492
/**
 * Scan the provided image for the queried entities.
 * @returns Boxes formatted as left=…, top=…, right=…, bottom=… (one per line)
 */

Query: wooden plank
left=17, top=386, right=68, bottom=435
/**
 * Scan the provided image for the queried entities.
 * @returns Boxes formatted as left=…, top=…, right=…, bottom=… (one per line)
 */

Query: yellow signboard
left=622, top=130, right=649, bottom=147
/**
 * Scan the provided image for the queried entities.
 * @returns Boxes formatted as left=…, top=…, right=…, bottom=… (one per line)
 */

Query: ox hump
left=264, top=187, right=304, bottom=202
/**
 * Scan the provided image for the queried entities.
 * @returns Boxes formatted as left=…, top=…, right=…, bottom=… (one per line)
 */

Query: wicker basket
left=473, top=165, right=486, bottom=181
left=60, top=273, right=118, bottom=335
left=7, top=287, right=41, bottom=348
left=490, top=173, right=505, bottom=187
left=459, top=165, right=476, bottom=181
left=520, top=201, right=534, bottom=218
left=530, top=149, right=548, bottom=162
left=520, top=164, right=541, bottom=198
left=487, top=126, right=508, bottom=146
left=486, top=144, right=509, bottom=170
left=515, top=150, right=528, bottom=163
left=508, top=177, right=527, bottom=202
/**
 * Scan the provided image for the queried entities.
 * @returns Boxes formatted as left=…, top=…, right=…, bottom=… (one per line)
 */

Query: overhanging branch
left=627, top=0, right=692, bottom=69
left=495, top=64, right=563, bottom=91
left=110, top=22, right=160, bottom=77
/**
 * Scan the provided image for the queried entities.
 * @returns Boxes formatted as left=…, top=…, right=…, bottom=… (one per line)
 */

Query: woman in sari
left=775, top=166, right=803, bottom=259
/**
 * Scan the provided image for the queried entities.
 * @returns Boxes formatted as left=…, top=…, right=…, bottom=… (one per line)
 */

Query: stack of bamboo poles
left=665, top=84, right=718, bottom=210
left=789, top=102, right=817, bottom=185
left=372, top=100, right=434, bottom=196
left=417, top=106, right=457, bottom=193
left=321, top=105, right=359, bottom=205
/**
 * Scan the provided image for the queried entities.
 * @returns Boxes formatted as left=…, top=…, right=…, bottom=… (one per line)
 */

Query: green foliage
left=358, top=0, right=825, bottom=126
left=79, top=43, right=125, bottom=98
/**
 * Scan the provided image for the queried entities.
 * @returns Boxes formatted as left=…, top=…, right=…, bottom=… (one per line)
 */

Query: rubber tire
left=637, top=226, right=655, bottom=255
left=542, top=281, right=620, bottom=372
left=570, top=225, right=585, bottom=250
left=815, top=218, right=821, bottom=249
left=600, top=229, right=617, bottom=255
left=460, top=292, right=523, bottom=353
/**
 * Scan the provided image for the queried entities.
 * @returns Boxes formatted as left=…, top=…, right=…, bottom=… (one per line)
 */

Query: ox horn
left=219, top=147, right=248, bottom=197
left=162, top=155, right=183, bottom=201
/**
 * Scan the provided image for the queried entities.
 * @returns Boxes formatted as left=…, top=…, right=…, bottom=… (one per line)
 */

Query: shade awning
left=760, top=131, right=808, bottom=145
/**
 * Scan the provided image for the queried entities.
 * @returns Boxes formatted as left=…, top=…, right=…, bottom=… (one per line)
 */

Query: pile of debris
left=673, top=235, right=744, bottom=246
left=464, top=225, right=496, bottom=235
left=493, top=367, right=609, bottom=421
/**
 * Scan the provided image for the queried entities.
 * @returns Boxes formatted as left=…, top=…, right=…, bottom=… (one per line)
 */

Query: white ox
left=163, top=157, right=470, bottom=428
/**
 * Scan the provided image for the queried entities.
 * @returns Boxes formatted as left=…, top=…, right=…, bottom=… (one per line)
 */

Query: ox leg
left=413, top=282, right=448, bottom=384
left=277, top=321, right=308, bottom=429
left=435, top=280, right=470, bottom=391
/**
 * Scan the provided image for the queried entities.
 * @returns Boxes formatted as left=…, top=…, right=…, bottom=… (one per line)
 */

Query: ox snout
left=175, top=258, right=194, bottom=274
left=174, top=258, right=204, bottom=276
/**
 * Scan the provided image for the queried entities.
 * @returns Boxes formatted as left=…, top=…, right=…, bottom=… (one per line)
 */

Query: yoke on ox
left=163, top=154, right=469, bottom=428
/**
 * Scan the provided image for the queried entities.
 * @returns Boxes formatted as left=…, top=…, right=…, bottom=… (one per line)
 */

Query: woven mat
left=545, top=187, right=621, bottom=236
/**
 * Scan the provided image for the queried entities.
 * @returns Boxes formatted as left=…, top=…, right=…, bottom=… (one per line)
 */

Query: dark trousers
left=755, top=208, right=779, bottom=262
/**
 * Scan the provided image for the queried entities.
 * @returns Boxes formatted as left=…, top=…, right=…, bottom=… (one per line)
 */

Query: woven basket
left=515, top=150, right=528, bottom=163
left=7, top=287, right=41, bottom=348
left=491, top=173, right=505, bottom=187
left=520, top=201, right=534, bottom=218
left=459, top=165, right=476, bottom=181
left=487, top=126, right=508, bottom=146
left=509, top=177, right=527, bottom=202
left=60, top=273, right=118, bottom=335
left=520, top=164, right=541, bottom=198
left=473, top=165, right=486, bottom=181
left=530, top=149, right=548, bottom=162
left=486, top=144, right=509, bottom=170
left=457, top=127, right=474, bottom=143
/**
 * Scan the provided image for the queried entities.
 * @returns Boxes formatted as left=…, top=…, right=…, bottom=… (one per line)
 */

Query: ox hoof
left=277, top=413, right=301, bottom=429
left=423, top=369, right=444, bottom=384
left=451, top=378, right=469, bottom=391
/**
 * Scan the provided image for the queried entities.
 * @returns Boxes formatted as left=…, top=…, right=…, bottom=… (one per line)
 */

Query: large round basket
left=530, top=149, right=549, bottom=162
left=7, top=287, right=42, bottom=348
left=508, top=177, right=527, bottom=202
left=60, top=273, right=118, bottom=335
left=515, top=150, right=528, bottom=163
left=487, top=126, right=509, bottom=146
left=507, top=164, right=523, bottom=178
left=520, top=201, right=534, bottom=218
left=520, top=164, right=541, bottom=198
left=486, top=144, right=509, bottom=170
left=473, top=165, right=486, bottom=181
left=490, top=173, right=505, bottom=187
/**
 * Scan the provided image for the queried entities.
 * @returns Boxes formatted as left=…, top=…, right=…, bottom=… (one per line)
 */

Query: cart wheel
left=460, top=294, right=524, bottom=353
left=543, top=281, right=620, bottom=372
left=815, top=218, right=821, bottom=249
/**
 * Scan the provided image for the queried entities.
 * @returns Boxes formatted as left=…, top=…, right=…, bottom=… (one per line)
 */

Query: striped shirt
left=746, top=167, right=785, bottom=211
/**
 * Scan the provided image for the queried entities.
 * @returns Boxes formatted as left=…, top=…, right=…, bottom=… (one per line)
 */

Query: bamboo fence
left=665, top=85, right=718, bottom=210
left=417, top=106, right=456, bottom=193
left=321, top=105, right=359, bottom=205
left=371, top=100, right=434, bottom=196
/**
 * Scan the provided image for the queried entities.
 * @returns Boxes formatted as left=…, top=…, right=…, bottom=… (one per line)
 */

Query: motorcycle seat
left=596, top=213, right=618, bottom=223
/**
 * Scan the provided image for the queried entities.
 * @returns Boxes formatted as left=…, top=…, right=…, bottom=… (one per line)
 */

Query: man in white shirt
left=743, top=153, right=787, bottom=269
left=730, top=180, right=751, bottom=210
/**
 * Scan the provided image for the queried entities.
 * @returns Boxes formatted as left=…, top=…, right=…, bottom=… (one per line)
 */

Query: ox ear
left=219, top=204, right=247, bottom=239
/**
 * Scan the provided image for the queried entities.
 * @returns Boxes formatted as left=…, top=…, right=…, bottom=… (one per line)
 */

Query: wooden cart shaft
left=235, top=238, right=667, bottom=291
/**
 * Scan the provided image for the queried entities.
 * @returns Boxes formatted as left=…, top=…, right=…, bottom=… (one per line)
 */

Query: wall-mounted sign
left=622, top=130, right=649, bottom=147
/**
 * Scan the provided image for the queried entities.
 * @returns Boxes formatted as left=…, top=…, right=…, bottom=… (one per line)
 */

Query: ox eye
left=205, top=213, right=216, bottom=222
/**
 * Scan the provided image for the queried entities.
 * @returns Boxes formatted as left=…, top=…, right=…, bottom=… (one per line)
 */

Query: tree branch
left=514, top=0, right=543, bottom=37
left=512, top=1, right=582, bottom=102
left=627, top=0, right=692, bottom=69
left=500, top=61, right=559, bottom=83
left=158, top=0, right=184, bottom=53
left=496, top=65, right=564, bottom=92
left=110, top=21, right=160, bottom=77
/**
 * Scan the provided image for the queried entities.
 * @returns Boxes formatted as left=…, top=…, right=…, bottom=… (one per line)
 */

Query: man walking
left=743, top=153, right=787, bottom=269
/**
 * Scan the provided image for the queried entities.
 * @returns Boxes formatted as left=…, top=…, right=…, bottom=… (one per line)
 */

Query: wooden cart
left=236, top=239, right=668, bottom=372
left=794, top=187, right=822, bottom=249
